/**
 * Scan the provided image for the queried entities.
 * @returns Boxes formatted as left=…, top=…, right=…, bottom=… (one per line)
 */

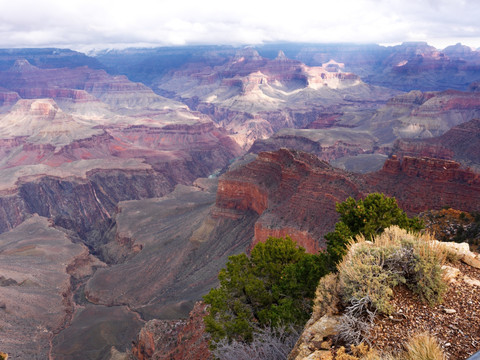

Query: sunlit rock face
left=247, top=88, right=480, bottom=173
left=154, top=49, right=399, bottom=149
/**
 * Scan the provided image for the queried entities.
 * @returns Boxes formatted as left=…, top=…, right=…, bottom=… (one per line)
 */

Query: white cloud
left=0, top=0, right=479, bottom=50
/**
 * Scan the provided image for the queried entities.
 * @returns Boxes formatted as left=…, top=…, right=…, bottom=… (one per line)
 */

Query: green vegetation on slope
left=204, top=236, right=328, bottom=343
left=204, top=193, right=424, bottom=349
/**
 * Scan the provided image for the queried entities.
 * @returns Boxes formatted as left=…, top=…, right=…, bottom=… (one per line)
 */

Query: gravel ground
left=368, top=261, right=480, bottom=359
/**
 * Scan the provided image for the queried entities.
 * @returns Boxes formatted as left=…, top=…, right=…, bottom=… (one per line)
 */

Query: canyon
left=0, top=43, right=479, bottom=358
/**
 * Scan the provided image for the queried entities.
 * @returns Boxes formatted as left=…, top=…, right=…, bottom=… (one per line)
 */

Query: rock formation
left=154, top=50, right=399, bottom=148
left=215, top=149, right=480, bottom=252
left=290, top=235, right=480, bottom=360
left=132, top=302, right=211, bottom=360
left=0, top=215, right=105, bottom=359
left=393, top=118, right=480, bottom=171
left=0, top=59, right=242, bottom=357
left=247, top=88, right=480, bottom=173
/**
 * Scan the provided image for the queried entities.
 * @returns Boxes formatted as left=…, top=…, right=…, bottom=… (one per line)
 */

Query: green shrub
left=204, top=236, right=328, bottom=344
left=326, top=193, right=423, bottom=268
left=409, top=240, right=446, bottom=305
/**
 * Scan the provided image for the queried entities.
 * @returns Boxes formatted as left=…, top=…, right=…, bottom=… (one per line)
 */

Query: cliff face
left=216, top=149, right=363, bottom=252
left=0, top=119, right=241, bottom=254
left=365, top=156, right=480, bottom=215
left=393, top=118, right=480, bottom=171
left=132, top=302, right=211, bottom=360
left=214, top=149, right=480, bottom=252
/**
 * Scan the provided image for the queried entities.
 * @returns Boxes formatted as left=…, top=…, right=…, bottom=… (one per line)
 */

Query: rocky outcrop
left=215, top=149, right=363, bottom=252
left=365, top=156, right=480, bottom=215
left=215, top=149, right=480, bottom=252
left=289, top=236, right=480, bottom=360
left=394, top=118, right=480, bottom=170
left=132, top=302, right=211, bottom=360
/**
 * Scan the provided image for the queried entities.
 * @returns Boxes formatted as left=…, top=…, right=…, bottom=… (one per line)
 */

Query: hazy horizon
left=0, top=0, right=479, bottom=52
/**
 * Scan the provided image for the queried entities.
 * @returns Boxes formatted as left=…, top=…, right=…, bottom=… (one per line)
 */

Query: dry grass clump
left=332, top=227, right=446, bottom=348
left=327, top=333, right=445, bottom=360
left=402, top=333, right=445, bottom=360
left=338, top=226, right=446, bottom=314
left=212, top=325, right=299, bottom=360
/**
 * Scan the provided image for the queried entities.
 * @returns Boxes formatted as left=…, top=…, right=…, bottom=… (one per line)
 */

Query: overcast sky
left=1, top=0, right=479, bottom=51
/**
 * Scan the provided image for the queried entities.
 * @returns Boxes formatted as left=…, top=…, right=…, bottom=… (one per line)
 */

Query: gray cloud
left=0, top=0, right=479, bottom=50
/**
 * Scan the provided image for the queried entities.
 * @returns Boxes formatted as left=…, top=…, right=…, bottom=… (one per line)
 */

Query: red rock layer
left=215, top=149, right=363, bottom=252
left=394, top=118, right=480, bottom=168
left=132, top=302, right=211, bottom=360
left=365, top=156, right=480, bottom=215
left=215, top=149, right=480, bottom=252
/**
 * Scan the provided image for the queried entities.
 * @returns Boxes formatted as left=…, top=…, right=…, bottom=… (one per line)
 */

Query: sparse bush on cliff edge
left=335, top=227, right=446, bottom=347
left=204, top=194, right=425, bottom=355
left=211, top=325, right=299, bottom=360
left=338, top=227, right=446, bottom=313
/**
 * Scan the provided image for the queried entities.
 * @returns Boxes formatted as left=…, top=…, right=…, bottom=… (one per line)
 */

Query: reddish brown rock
left=394, top=118, right=480, bottom=171
left=132, top=302, right=211, bottom=360
left=215, top=149, right=480, bottom=251
left=365, top=156, right=480, bottom=215
left=215, top=149, right=363, bottom=251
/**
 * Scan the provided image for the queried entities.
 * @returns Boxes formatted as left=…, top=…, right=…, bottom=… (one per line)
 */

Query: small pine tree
left=326, top=193, right=423, bottom=267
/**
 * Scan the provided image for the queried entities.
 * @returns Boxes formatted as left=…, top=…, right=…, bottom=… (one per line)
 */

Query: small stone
left=320, top=340, right=332, bottom=350
left=444, top=309, right=456, bottom=314
left=463, top=276, right=480, bottom=287
left=445, top=342, right=451, bottom=347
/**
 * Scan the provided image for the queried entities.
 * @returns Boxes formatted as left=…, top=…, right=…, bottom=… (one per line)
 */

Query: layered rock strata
left=216, top=149, right=480, bottom=252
